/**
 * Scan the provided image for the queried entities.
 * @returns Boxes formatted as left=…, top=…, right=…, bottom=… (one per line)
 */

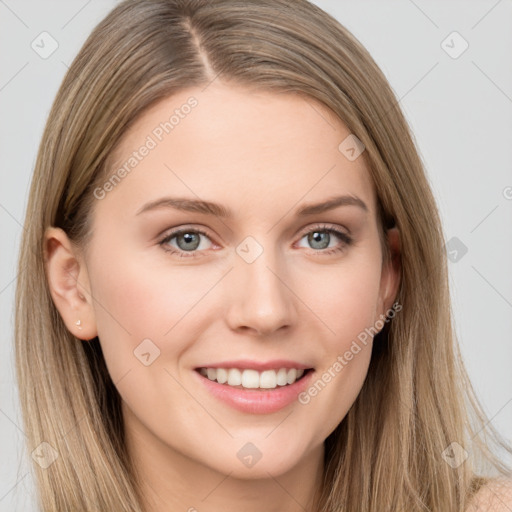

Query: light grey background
left=1, top=1, right=511, bottom=510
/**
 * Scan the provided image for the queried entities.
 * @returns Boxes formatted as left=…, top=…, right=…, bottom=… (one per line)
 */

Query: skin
left=45, top=82, right=401, bottom=512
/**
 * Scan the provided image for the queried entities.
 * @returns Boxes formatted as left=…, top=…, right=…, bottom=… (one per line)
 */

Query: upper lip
left=195, top=360, right=313, bottom=371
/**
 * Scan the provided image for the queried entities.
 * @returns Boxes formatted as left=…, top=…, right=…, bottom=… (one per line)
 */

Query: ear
left=378, top=226, right=401, bottom=317
left=43, top=227, right=98, bottom=341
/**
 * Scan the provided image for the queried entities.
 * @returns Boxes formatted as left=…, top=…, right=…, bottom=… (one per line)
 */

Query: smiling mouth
left=195, top=367, right=313, bottom=390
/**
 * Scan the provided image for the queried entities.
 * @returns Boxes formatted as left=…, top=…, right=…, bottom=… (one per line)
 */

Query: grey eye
left=307, top=231, right=331, bottom=250
left=175, top=232, right=201, bottom=251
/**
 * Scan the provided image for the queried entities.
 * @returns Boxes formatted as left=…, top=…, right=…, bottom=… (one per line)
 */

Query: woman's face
left=48, top=82, right=400, bottom=481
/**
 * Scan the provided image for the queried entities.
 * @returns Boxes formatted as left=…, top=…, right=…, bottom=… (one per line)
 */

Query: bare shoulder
left=465, top=478, right=512, bottom=512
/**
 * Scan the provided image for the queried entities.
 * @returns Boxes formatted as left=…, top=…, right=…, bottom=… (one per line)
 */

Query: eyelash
left=158, top=224, right=353, bottom=258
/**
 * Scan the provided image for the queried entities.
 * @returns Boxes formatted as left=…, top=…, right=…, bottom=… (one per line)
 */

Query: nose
left=225, top=247, right=297, bottom=337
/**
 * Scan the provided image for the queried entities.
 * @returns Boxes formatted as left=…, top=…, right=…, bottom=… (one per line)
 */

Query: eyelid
left=296, top=222, right=350, bottom=239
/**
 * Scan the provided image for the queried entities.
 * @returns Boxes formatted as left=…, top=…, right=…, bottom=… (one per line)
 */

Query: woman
left=14, top=0, right=512, bottom=510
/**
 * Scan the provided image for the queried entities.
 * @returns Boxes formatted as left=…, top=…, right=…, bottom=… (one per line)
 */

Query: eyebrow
left=135, top=194, right=368, bottom=218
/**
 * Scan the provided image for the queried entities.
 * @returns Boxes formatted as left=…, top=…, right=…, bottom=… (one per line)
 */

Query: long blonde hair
left=15, top=0, right=512, bottom=510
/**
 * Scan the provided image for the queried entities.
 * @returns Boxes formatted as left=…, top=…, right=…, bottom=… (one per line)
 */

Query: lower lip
left=193, top=369, right=315, bottom=414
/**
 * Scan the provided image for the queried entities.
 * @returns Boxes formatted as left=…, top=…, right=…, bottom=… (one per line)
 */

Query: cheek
left=86, top=243, right=221, bottom=376
left=293, top=254, right=382, bottom=436
left=300, top=252, right=382, bottom=348
left=323, top=255, right=382, bottom=374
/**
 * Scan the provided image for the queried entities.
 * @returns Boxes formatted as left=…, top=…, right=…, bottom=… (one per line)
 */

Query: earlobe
left=44, top=227, right=97, bottom=341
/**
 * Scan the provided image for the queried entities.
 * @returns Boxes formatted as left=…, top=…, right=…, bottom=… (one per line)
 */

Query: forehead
left=98, top=82, right=377, bottom=220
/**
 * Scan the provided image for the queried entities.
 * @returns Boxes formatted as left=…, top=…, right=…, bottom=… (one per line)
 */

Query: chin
left=197, top=436, right=316, bottom=479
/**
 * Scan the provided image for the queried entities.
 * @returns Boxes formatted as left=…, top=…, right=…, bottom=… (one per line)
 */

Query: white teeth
left=260, top=370, right=277, bottom=389
left=276, top=368, right=288, bottom=386
left=241, top=369, right=260, bottom=389
left=216, top=368, right=228, bottom=384
left=286, top=368, right=297, bottom=385
left=198, top=367, right=307, bottom=389
left=227, top=368, right=242, bottom=386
